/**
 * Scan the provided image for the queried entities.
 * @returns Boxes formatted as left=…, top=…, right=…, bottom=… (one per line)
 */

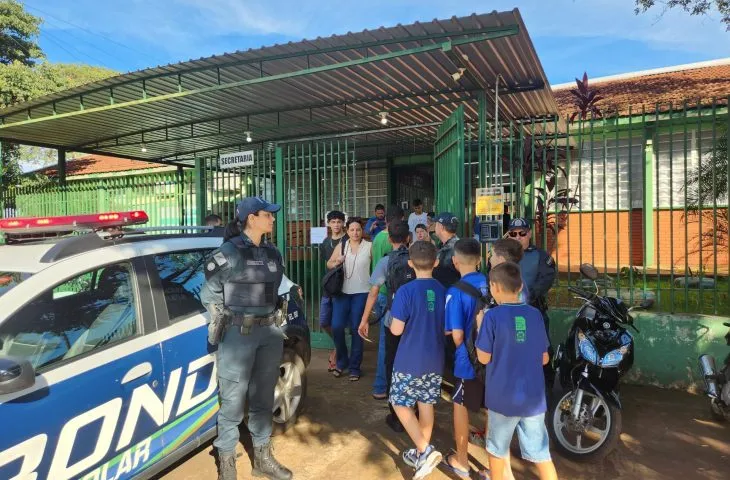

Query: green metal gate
left=434, top=105, right=466, bottom=235
left=280, top=140, right=356, bottom=344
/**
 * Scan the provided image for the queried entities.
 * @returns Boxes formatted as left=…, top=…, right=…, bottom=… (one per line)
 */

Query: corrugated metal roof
left=0, top=9, right=558, bottom=165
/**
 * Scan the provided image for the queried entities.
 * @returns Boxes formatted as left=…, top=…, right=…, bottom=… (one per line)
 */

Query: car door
left=0, top=257, right=166, bottom=480
left=146, top=249, right=220, bottom=455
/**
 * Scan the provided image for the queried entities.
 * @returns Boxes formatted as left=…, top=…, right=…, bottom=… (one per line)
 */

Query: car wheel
left=271, top=348, right=307, bottom=435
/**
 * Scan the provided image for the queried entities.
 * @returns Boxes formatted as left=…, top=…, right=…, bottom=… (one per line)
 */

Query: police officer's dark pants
left=214, top=323, right=284, bottom=454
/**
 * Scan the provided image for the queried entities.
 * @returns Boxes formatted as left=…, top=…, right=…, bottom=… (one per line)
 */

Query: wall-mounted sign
left=219, top=150, right=254, bottom=169
left=475, top=187, right=504, bottom=216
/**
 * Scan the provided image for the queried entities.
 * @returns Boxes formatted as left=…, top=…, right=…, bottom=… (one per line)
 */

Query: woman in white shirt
left=326, top=217, right=372, bottom=381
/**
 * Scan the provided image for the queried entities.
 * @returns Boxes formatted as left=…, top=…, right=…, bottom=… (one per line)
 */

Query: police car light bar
left=0, top=210, right=149, bottom=234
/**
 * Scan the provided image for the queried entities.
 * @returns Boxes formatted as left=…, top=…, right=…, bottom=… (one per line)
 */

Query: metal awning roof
left=0, top=9, right=559, bottom=166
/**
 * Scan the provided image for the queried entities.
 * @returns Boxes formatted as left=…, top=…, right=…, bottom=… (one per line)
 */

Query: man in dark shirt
left=433, top=212, right=461, bottom=287
left=319, top=210, right=347, bottom=372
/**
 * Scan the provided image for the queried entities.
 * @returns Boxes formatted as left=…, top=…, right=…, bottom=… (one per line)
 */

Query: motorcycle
left=549, top=263, right=650, bottom=461
left=698, top=322, right=730, bottom=421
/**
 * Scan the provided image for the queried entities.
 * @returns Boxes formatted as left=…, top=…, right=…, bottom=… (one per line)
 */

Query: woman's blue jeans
left=332, top=292, right=368, bottom=376
left=372, top=293, right=388, bottom=394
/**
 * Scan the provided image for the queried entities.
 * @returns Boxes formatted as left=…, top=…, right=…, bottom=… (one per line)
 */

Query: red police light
left=0, top=210, right=149, bottom=233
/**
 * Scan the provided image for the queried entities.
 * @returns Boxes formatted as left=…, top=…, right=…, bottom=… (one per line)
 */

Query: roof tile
left=36, top=154, right=163, bottom=177
left=554, top=63, right=730, bottom=119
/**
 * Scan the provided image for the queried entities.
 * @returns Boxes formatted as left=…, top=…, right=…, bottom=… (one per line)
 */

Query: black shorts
left=452, top=378, right=485, bottom=413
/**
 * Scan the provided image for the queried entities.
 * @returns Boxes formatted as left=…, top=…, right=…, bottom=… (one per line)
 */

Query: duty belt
left=230, top=313, right=277, bottom=327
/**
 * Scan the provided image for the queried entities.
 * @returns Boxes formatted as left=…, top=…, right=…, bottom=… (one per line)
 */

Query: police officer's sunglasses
left=508, top=230, right=529, bottom=238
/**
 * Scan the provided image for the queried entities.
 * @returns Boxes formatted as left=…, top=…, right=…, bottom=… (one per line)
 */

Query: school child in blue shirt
left=476, top=262, right=558, bottom=480
left=442, top=238, right=487, bottom=478
left=389, top=241, right=446, bottom=479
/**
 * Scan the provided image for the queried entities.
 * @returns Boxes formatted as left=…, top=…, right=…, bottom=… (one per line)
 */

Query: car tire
left=271, top=348, right=307, bottom=435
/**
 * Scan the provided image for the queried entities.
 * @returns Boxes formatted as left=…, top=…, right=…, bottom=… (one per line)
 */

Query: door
left=147, top=250, right=219, bottom=456
left=434, top=105, right=466, bottom=236
left=0, top=259, right=165, bottom=480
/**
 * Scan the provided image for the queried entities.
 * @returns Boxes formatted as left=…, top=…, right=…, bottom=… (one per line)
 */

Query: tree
left=635, top=1, right=730, bottom=30
left=0, top=0, right=43, bottom=66
left=0, top=1, right=117, bottom=186
left=684, top=128, right=729, bottom=259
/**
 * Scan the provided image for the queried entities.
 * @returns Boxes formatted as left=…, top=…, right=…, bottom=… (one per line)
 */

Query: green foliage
left=635, top=0, right=730, bottom=30
left=0, top=0, right=43, bottom=66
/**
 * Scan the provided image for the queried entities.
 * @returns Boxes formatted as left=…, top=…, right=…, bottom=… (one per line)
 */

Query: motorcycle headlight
left=601, top=345, right=629, bottom=367
left=576, top=330, right=599, bottom=365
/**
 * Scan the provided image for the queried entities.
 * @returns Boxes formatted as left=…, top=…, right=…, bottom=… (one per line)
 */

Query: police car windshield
left=0, top=271, right=32, bottom=297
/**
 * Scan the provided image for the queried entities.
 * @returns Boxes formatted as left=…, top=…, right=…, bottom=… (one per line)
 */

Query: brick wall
left=539, top=209, right=729, bottom=275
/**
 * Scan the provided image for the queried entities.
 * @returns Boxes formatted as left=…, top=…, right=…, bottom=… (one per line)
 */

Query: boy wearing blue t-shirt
left=443, top=238, right=486, bottom=478
left=476, top=262, right=558, bottom=480
left=389, top=241, right=446, bottom=479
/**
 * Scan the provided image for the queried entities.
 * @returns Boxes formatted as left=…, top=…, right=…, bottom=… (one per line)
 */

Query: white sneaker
left=413, top=445, right=443, bottom=479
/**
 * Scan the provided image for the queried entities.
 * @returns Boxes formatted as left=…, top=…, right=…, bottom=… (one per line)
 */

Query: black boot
left=252, top=442, right=293, bottom=480
left=217, top=451, right=237, bottom=480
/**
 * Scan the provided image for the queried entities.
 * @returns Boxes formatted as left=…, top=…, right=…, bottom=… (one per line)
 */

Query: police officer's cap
left=435, top=212, right=459, bottom=226
left=236, top=197, right=281, bottom=221
left=508, top=217, right=531, bottom=231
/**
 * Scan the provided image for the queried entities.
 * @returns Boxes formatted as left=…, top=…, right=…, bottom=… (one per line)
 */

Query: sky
left=21, top=0, right=730, bottom=85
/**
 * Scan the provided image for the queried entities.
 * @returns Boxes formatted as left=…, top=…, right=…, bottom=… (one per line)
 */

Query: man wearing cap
left=507, top=217, right=557, bottom=390
left=201, top=196, right=292, bottom=480
left=433, top=212, right=461, bottom=287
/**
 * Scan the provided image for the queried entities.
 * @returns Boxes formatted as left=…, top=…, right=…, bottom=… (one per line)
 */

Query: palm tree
left=684, top=128, right=728, bottom=255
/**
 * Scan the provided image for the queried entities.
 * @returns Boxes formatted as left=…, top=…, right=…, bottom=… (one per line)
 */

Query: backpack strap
left=452, top=280, right=485, bottom=302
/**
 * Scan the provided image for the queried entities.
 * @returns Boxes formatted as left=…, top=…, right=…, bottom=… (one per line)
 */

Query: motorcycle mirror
left=579, top=263, right=599, bottom=281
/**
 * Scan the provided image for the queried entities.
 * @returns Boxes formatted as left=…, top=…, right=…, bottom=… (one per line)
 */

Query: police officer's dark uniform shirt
left=433, top=235, right=460, bottom=287
left=519, top=245, right=556, bottom=308
left=201, top=233, right=284, bottom=316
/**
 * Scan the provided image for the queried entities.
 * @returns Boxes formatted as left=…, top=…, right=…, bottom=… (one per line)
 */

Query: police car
left=0, top=211, right=310, bottom=480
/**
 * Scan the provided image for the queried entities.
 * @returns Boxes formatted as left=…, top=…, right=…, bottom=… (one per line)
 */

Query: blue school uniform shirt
left=390, top=279, right=446, bottom=377
left=476, top=303, right=549, bottom=417
left=444, top=271, right=488, bottom=380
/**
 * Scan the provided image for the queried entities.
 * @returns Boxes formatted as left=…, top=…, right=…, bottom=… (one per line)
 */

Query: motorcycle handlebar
left=568, top=285, right=597, bottom=301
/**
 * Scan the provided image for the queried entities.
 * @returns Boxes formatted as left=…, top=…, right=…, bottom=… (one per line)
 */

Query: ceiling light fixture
left=245, top=131, right=252, bottom=143
left=379, top=112, right=388, bottom=125
left=141, top=144, right=147, bottom=153
left=451, top=67, right=466, bottom=82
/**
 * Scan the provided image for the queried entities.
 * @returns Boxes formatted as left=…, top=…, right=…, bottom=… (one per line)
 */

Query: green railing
left=474, top=98, right=729, bottom=316
left=0, top=170, right=197, bottom=244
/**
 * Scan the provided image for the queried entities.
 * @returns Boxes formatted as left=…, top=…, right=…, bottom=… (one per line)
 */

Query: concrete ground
left=162, top=340, right=729, bottom=480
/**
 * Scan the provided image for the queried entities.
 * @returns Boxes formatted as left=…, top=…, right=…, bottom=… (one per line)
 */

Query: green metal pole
left=194, top=157, right=206, bottom=225
left=643, top=132, right=655, bottom=267
left=275, top=146, right=286, bottom=257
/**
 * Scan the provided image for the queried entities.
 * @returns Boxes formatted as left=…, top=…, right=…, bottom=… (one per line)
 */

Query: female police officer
left=201, top=197, right=292, bottom=480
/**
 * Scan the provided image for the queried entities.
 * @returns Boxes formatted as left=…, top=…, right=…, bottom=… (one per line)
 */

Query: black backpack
left=385, top=246, right=415, bottom=308
left=451, top=278, right=491, bottom=383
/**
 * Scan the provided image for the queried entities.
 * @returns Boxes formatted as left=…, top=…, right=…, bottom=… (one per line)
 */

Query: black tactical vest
left=223, top=237, right=284, bottom=315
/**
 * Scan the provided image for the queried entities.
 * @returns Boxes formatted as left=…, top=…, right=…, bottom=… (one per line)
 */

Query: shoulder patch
left=205, top=252, right=228, bottom=279
left=213, top=252, right=228, bottom=266
left=546, top=256, right=555, bottom=267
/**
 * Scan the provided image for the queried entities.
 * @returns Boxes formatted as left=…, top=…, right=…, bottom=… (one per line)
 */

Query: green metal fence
left=0, top=169, right=196, bottom=243
left=471, top=98, right=729, bottom=316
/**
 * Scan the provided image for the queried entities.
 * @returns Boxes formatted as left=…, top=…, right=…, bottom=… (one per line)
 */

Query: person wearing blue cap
left=433, top=212, right=461, bottom=287
left=201, top=196, right=292, bottom=480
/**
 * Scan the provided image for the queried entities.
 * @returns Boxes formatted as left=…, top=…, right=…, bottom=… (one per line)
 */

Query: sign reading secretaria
left=219, top=150, right=254, bottom=169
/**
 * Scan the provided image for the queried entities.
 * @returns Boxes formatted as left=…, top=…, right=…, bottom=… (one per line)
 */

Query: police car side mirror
left=0, top=356, right=35, bottom=395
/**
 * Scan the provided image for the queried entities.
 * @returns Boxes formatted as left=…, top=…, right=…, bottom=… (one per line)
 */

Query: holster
left=207, top=304, right=231, bottom=345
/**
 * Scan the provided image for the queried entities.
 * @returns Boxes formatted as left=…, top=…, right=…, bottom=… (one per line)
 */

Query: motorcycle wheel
left=709, top=400, right=727, bottom=422
left=549, top=389, right=622, bottom=461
